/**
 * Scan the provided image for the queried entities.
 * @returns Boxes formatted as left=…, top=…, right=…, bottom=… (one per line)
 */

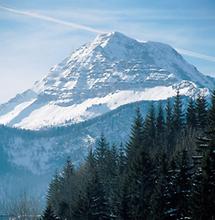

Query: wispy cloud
left=176, top=48, right=215, bottom=62
left=0, top=5, right=106, bottom=34
left=1, top=4, right=215, bottom=64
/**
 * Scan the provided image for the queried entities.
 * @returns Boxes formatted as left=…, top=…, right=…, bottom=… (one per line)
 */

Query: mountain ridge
left=0, top=31, right=213, bottom=129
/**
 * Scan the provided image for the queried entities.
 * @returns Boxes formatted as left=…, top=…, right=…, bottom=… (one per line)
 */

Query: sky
left=0, top=0, right=215, bottom=103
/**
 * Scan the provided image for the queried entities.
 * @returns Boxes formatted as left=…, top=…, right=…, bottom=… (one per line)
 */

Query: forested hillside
left=39, top=90, right=215, bottom=220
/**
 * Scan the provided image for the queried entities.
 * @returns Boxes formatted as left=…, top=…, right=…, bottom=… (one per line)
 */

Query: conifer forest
left=40, top=91, right=215, bottom=220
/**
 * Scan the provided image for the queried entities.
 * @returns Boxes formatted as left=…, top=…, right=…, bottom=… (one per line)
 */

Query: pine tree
left=86, top=170, right=111, bottom=220
left=197, top=121, right=215, bottom=219
left=108, top=144, right=118, bottom=178
left=115, top=143, right=127, bottom=218
left=196, top=93, right=208, bottom=129
left=46, top=172, right=61, bottom=215
left=172, top=90, right=184, bottom=131
left=75, top=148, right=95, bottom=218
left=94, top=135, right=112, bottom=201
left=95, top=134, right=109, bottom=162
left=41, top=205, right=58, bottom=220
left=156, top=102, right=165, bottom=134
left=176, top=149, right=193, bottom=220
left=191, top=153, right=204, bottom=220
left=124, top=147, right=155, bottom=219
left=186, top=98, right=197, bottom=128
left=201, top=151, right=215, bottom=219
left=165, top=98, right=172, bottom=134
left=156, top=102, right=166, bottom=145
left=106, top=144, right=119, bottom=218
left=143, top=103, right=156, bottom=148
left=58, top=159, right=77, bottom=220
left=118, top=143, right=126, bottom=175
left=209, top=89, right=215, bottom=129
left=163, top=160, right=178, bottom=219
left=165, top=98, right=174, bottom=152
left=126, top=108, right=144, bottom=163
left=120, top=181, right=130, bottom=220
left=152, top=152, right=169, bottom=220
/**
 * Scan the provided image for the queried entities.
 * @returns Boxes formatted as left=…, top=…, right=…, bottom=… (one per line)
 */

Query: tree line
left=42, top=90, right=215, bottom=220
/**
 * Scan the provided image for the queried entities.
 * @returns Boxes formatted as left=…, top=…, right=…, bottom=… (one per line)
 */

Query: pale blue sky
left=0, top=0, right=215, bottom=103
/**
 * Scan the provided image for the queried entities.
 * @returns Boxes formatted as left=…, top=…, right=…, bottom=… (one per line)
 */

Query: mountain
left=0, top=98, right=185, bottom=200
left=0, top=31, right=213, bottom=130
left=1, top=31, right=215, bottom=201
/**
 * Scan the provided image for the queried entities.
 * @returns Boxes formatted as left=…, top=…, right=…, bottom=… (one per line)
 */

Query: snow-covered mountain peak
left=0, top=32, right=214, bottom=129
left=93, top=31, right=137, bottom=48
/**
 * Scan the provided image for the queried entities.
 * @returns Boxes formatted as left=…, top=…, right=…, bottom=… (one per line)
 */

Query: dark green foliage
left=201, top=151, right=215, bottom=219
left=152, top=152, right=170, bottom=220
left=191, top=153, right=204, bottom=219
left=186, top=98, right=197, bottom=128
left=143, top=103, right=156, bottom=148
left=209, top=89, right=215, bottom=129
left=47, top=172, right=61, bottom=213
left=46, top=159, right=78, bottom=219
left=165, top=98, right=172, bottom=134
left=197, top=99, right=215, bottom=219
left=85, top=170, right=111, bottom=220
left=165, top=98, right=175, bottom=152
left=172, top=90, right=184, bottom=131
left=176, top=149, right=193, bottom=219
left=118, top=143, right=126, bottom=175
left=123, top=148, right=155, bottom=220
left=126, top=108, right=144, bottom=162
left=44, top=90, right=215, bottom=220
left=164, top=160, right=178, bottom=219
left=156, top=102, right=166, bottom=146
left=41, top=205, right=58, bottom=220
left=196, top=93, right=208, bottom=129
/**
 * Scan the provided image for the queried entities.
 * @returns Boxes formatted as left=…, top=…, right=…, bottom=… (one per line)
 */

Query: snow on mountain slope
left=0, top=32, right=212, bottom=130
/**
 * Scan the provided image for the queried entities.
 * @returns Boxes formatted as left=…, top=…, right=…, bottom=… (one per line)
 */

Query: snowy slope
left=0, top=32, right=213, bottom=130
left=0, top=98, right=177, bottom=200
left=0, top=98, right=184, bottom=174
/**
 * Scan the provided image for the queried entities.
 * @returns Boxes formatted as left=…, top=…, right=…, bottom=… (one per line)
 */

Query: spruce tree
left=165, top=98, right=174, bottom=152
left=75, top=148, right=95, bottom=218
left=209, top=89, right=215, bottom=129
left=94, top=134, right=109, bottom=164
left=118, top=143, right=126, bottom=175
left=125, top=147, right=155, bottom=219
left=94, top=134, right=113, bottom=203
left=86, top=169, right=111, bottom=220
left=46, top=172, right=61, bottom=215
left=196, top=93, right=208, bottom=129
left=176, top=149, right=193, bottom=220
left=164, top=160, right=178, bottom=219
left=186, top=98, right=197, bottom=128
left=191, top=154, right=204, bottom=220
left=201, top=151, right=215, bottom=219
left=156, top=102, right=165, bottom=133
left=126, top=108, right=144, bottom=163
left=106, top=144, right=119, bottom=218
left=197, top=103, right=215, bottom=220
left=152, top=152, right=169, bottom=220
left=58, top=159, right=77, bottom=220
left=172, top=90, right=184, bottom=131
left=75, top=148, right=112, bottom=219
left=156, top=102, right=165, bottom=145
left=143, top=103, right=156, bottom=148
left=41, top=205, right=58, bottom=220
left=165, top=98, right=172, bottom=134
